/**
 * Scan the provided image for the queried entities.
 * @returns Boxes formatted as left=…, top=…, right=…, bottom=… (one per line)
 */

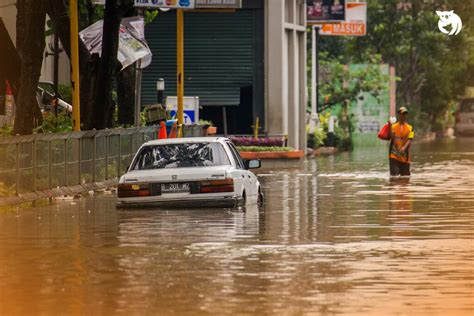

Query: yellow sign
left=320, top=22, right=365, bottom=36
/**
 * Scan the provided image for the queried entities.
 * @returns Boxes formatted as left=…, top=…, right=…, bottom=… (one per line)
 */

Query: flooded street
left=0, top=138, right=473, bottom=315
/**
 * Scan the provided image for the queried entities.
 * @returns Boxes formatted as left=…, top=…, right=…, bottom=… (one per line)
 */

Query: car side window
left=226, top=142, right=245, bottom=169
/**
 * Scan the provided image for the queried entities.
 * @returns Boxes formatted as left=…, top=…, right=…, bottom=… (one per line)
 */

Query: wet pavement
left=0, top=137, right=473, bottom=315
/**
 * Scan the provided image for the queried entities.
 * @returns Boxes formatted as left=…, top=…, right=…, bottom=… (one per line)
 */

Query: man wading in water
left=389, top=107, right=414, bottom=176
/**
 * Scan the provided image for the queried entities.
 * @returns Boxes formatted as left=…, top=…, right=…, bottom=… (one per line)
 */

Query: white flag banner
left=79, top=16, right=152, bottom=70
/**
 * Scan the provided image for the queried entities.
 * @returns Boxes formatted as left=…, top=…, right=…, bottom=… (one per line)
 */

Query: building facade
left=142, top=0, right=307, bottom=149
left=1, top=0, right=307, bottom=149
left=265, top=0, right=307, bottom=150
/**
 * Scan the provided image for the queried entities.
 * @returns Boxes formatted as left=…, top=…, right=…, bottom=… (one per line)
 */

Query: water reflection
left=0, top=138, right=473, bottom=315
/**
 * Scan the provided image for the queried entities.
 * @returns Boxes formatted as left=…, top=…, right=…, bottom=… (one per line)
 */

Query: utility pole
left=134, top=60, right=142, bottom=127
left=53, top=11, right=59, bottom=118
left=133, top=8, right=145, bottom=127
left=70, top=0, right=81, bottom=131
left=177, top=8, right=184, bottom=137
left=309, top=25, right=320, bottom=134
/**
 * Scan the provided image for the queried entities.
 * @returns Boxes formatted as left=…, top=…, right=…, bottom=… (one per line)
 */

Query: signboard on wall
left=359, top=121, right=380, bottom=133
left=307, top=0, right=345, bottom=24
left=195, top=0, right=241, bottom=8
left=166, top=96, right=200, bottom=124
left=319, top=2, right=367, bottom=36
left=134, top=0, right=195, bottom=9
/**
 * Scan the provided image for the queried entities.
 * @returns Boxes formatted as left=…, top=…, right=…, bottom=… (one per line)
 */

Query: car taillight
left=118, top=183, right=151, bottom=198
left=197, top=179, right=234, bottom=193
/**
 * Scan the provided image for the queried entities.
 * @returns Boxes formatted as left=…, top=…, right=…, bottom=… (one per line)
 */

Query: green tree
left=319, top=0, right=474, bottom=132
left=49, top=0, right=157, bottom=129
left=318, top=54, right=390, bottom=147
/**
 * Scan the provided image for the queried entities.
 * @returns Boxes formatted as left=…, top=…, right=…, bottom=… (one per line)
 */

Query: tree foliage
left=315, top=54, right=390, bottom=148
left=14, top=0, right=143, bottom=134
left=319, top=0, right=474, bottom=132
left=318, top=54, right=390, bottom=110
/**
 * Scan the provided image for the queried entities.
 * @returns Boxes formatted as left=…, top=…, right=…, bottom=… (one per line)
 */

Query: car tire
left=238, top=191, right=246, bottom=207
left=257, top=188, right=264, bottom=206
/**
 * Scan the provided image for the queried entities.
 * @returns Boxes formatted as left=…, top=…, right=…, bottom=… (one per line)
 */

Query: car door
left=224, top=142, right=248, bottom=196
left=226, top=142, right=257, bottom=199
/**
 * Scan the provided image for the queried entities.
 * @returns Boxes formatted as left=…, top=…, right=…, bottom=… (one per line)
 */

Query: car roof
left=142, top=137, right=230, bottom=146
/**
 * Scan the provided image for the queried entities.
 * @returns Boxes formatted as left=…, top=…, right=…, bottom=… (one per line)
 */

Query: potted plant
left=199, top=119, right=216, bottom=135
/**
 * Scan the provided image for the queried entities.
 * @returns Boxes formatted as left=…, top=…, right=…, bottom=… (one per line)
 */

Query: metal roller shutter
left=142, top=8, right=262, bottom=108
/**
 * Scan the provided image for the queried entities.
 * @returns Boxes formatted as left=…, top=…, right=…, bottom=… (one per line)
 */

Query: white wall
left=41, top=19, right=71, bottom=85
left=0, top=0, right=16, bottom=42
left=0, top=1, right=70, bottom=85
left=265, top=0, right=307, bottom=150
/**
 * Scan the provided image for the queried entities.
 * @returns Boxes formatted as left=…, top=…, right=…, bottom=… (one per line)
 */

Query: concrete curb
left=0, top=179, right=118, bottom=207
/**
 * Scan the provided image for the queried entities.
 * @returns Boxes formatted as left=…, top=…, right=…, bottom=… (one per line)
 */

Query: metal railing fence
left=0, top=124, right=206, bottom=205
left=0, top=126, right=161, bottom=200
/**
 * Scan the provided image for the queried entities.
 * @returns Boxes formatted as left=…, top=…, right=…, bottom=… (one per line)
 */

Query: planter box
left=202, top=126, right=217, bottom=136
left=309, top=147, right=338, bottom=156
left=239, top=150, right=305, bottom=160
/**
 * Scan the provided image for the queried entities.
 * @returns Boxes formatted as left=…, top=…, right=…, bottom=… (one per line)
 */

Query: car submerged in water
left=117, top=137, right=263, bottom=208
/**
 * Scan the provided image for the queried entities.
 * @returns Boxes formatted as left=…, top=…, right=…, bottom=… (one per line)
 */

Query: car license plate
left=161, top=182, right=190, bottom=193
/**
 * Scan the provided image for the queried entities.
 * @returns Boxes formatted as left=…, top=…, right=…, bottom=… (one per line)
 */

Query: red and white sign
left=319, top=2, right=367, bottom=36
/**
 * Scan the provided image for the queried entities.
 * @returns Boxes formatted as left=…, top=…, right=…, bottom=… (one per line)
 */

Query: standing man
left=389, top=107, right=414, bottom=176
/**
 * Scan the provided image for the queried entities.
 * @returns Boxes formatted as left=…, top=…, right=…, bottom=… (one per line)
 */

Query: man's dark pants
left=390, top=158, right=410, bottom=176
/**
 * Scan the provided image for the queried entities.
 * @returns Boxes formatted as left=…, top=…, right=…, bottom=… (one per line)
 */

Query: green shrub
left=34, top=113, right=73, bottom=134
left=307, top=112, right=335, bottom=149
left=0, top=125, right=13, bottom=137
left=198, top=119, right=214, bottom=126
left=319, top=112, right=331, bottom=130
left=58, top=84, right=72, bottom=104
left=334, top=126, right=352, bottom=150
left=306, top=125, right=327, bottom=149
left=307, top=133, right=317, bottom=149
left=0, top=182, right=15, bottom=197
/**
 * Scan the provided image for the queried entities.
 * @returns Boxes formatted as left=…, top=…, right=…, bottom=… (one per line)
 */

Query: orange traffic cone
left=158, top=121, right=167, bottom=139
left=168, top=122, right=178, bottom=138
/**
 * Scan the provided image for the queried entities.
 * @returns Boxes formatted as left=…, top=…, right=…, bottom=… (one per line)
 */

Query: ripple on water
left=0, top=139, right=473, bottom=315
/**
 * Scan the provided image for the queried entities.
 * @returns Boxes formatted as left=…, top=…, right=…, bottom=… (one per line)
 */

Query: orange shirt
left=389, top=122, right=414, bottom=163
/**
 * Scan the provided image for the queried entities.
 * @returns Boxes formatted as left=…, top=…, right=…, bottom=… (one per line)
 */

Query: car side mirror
left=246, top=159, right=261, bottom=169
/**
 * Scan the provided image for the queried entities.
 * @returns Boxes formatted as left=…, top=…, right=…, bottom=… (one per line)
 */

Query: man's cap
left=398, top=107, right=409, bottom=114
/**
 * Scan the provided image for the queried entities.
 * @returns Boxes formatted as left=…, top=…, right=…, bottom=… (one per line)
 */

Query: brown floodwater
left=0, top=138, right=473, bottom=315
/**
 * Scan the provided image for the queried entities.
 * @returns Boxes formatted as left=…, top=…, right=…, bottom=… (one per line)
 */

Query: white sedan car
left=117, top=137, right=263, bottom=208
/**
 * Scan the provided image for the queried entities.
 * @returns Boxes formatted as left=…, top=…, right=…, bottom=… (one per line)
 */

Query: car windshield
left=131, top=142, right=231, bottom=170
